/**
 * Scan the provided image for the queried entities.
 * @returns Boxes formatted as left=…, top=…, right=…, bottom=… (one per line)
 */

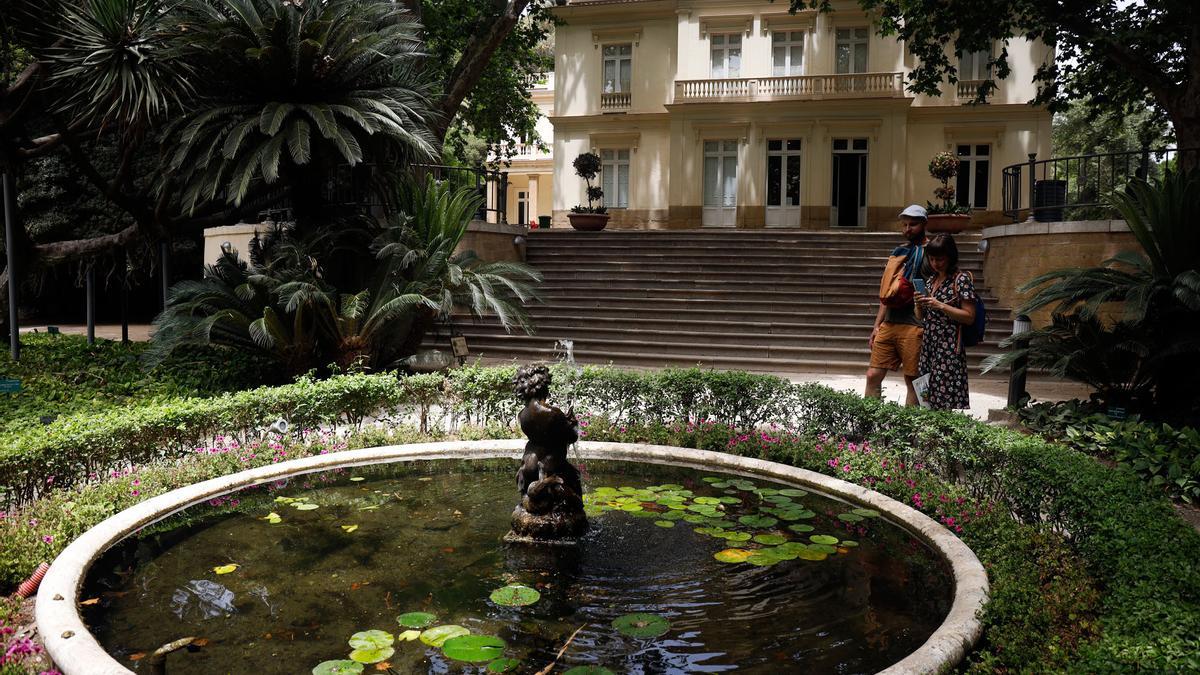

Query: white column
left=528, top=174, right=540, bottom=226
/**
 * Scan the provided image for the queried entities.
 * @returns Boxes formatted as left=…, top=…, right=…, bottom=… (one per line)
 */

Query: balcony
left=600, top=91, right=631, bottom=112
left=956, top=79, right=987, bottom=101
left=673, top=72, right=905, bottom=103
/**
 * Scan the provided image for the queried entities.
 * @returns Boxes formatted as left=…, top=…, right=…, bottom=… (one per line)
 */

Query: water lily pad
left=489, top=585, right=540, bottom=607
left=837, top=512, right=864, bottom=523
left=773, top=510, right=805, bottom=521
left=398, top=630, right=421, bottom=641
left=654, top=520, right=675, bottom=528
left=753, top=534, right=787, bottom=545
left=618, top=504, right=643, bottom=512
left=212, top=564, right=238, bottom=575
left=710, top=481, right=732, bottom=489
left=420, top=625, right=470, bottom=647
left=594, top=487, right=618, bottom=496
left=788, top=523, right=815, bottom=533
left=702, top=477, right=722, bottom=483
left=341, top=525, right=358, bottom=533
left=442, top=635, right=506, bottom=662
left=810, top=534, right=840, bottom=545
left=754, top=488, right=780, bottom=496
left=778, top=488, right=809, bottom=497
left=563, top=668, right=615, bottom=675
left=763, top=495, right=793, bottom=504
left=717, top=496, right=742, bottom=504
left=682, top=514, right=707, bottom=524
left=487, top=658, right=520, bottom=673
left=397, top=612, right=437, bottom=629
left=745, top=552, right=781, bottom=566
left=723, top=531, right=751, bottom=542
left=714, top=548, right=753, bottom=563
left=612, top=613, right=671, bottom=638
left=349, top=477, right=365, bottom=482
left=766, top=546, right=799, bottom=560
left=348, top=646, right=393, bottom=664
left=738, top=515, right=778, bottom=528
left=693, top=496, right=721, bottom=505
left=312, top=660, right=363, bottom=675
left=263, top=512, right=282, bottom=524
left=796, top=549, right=828, bottom=561
left=810, top=543, right=838, bottom=554
left=618, top=486, right=638, bottom=493
left=665, top=502, right=688, bottom=510
left=658, top=510, right=685, bottom=520
left=852, top=508, right=881, bottom=518
left=295, top=503, right=319, bottom=511
left=349, top=630, right=393, bottom=650
left=659, top=484, right=684, bottom=490
left=840, top=540, right=859, bottom=548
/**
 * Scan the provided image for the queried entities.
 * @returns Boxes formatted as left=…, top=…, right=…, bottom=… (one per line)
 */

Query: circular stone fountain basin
left=36, top=441, right=987, bottom=674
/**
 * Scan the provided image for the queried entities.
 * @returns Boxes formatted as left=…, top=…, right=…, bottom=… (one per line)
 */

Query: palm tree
left=985, top=171, right=1200, bottom=419
left=164, top=0, right=438, bottom=219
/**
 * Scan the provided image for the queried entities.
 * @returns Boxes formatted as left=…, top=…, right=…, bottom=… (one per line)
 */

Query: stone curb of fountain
left=36, top=440, right=987, bottom=675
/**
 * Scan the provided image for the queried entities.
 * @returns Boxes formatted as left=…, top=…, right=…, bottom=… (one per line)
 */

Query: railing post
left=499, top=171, right=509, bottom=225
left=3, top=172, right=19, bottom=362
left=1025, top=153, right=1037, bottom=222
left=1007, top=314, right=1032, bottom=408
left=1138, top=146, right=1150, bottom=181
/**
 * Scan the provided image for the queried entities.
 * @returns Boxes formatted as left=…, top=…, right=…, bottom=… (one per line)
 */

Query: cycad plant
left=165, top=0, right=438, bottom=217
left=985, top=171, right=1200, bottom=420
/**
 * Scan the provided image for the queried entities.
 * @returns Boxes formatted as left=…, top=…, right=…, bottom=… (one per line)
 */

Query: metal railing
left=411, top=163, right=509, bottom=224
left=675, top=72, right=904, bottom=102
left=1001, top=148, right=1199, bottom=223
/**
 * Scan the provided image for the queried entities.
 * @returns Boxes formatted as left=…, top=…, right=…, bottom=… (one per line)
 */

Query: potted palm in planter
left=925, top=151, right=973, bottom=233
left=567, top=152, right=609, bottom=231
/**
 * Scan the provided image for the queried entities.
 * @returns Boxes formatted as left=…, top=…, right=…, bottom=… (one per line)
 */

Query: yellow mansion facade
left=547, top=0, right=1053, bottom=229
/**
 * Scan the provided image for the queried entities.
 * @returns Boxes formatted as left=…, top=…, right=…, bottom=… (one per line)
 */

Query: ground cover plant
left=1, top=366, right=1197, bottom=672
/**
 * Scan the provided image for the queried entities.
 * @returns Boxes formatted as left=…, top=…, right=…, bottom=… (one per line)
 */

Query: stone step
left=527, top=250, right=984, bottom=264
left=528, top=260, right=984, bottom=275
left=533, top=267, right=991, bottom=288
left=510, top=301, right=1013, bottom=324
left=523, top=293, right=1010, bottom=317
left=535, top=284, right=1003, bottom=306
left=529, top=229, right=981, bottom=242
left=526, top=242, right=985, bottom=257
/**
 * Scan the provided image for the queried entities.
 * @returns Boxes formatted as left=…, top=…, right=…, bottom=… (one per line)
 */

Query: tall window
left=602, top=44, right=632, bottom=94
left=956, top=144, right=990, bottom=209
left=703, top=141, right=738, bottom=207
left=959, top=48, right=991, bottom=81
left=835, top=27, right=869, bottom=74
left=771, top=31, right=804, bottom=76
left=710, top=34, right=742, bottom=78
left=600, top=149, right=630, bottom=208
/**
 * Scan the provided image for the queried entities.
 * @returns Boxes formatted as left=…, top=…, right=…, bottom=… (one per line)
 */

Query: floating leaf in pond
left=489, top=585, right=541, bottom=607
left=420, top=625, right=469, bottom=647
left=665, top=503, right=688, bottom=510
left=773, top=510, right=804, bottom=521
left=724, top=531, right=752, bottom=542
left=738, top=515, right=778, bottom=528
left=755, top=488, right=780, bottom=496
left=745, top=552, right=780, bottom=566
left=710, top=481, right=732, bottom=489
left=767, top=546, right=799, bottom=561
left=563, top=667, right=615, bottom=675
left=617, top=486, right=638, bottom=493
left=264, top=512, right=282, bottom=524
left=810, top=535, right=839, bottom=545
left=810, top=544, right=838, bottom=554
left=838, top=513, right=864, bottom=523
left=654, top=520, right=675, bottom=528
left=659, top=483, right=684, bottom=490
left=349, top=647, right=393, bottom=664
left=658, top=510, right=684, bottom=520
left=693, top=497, right=721, bottom=505
left=341, top=525, right=358, bottom=533
left=398, top=630, right=421, bottom=641
left=275, top=496, right=295, bottom=504
left=397, top=612, right=437, bottom=629
left=714, top=548, right=753, bottom=563
left=682, top=514, right=707, bottom=524
left=350, top=477, right=365, bottom=482
left=441, top=635, right=507, bottom=662
left=717, top=496, right=742, bottom=504
left=212, top=564, right=238, bottom=575
left=487, top=658, right=520, bottom=673
left=594, top=487, right=618, bottom=496
left=778, top=488, right=809, bottom=497
left=312, top=660, right=363, bottom=675
left=840, top=540, right=859, bottom=548
left=753, top=534, right=787, bottom=545
left=295, top=503, right=319, bottom=511
left=852, top=508, right=881, bottom=518
left=777, top=542, right=809, bottom=554
left=693, top=527, right=725, bottom=537
left=702, top=477, right=722, bottom=483
left=796, top=549, right=828, bottom=561
left=763, top=495, right=793, bottom=504
left=612, top=613, right=671, bottom=638
left=788, top=524, right=815, bottom=533
left=349, top=630, right=394, bottom=650
left=618, top=504, right=643, bottom=512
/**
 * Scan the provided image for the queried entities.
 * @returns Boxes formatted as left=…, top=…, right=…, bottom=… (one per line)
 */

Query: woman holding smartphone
left=914, top=234, right=977, bottom=410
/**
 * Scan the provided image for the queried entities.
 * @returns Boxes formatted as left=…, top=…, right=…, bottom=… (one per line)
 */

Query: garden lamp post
left=1007, top=314, right=1032, bottom=408
left=3, top=172, right=18, bottom=361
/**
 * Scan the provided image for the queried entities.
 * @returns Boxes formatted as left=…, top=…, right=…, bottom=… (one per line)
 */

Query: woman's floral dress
left=918, top=270, right=975, bottom=410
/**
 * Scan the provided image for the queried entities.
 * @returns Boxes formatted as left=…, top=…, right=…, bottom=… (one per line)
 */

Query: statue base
left=506, top=504, right=587, bottom=544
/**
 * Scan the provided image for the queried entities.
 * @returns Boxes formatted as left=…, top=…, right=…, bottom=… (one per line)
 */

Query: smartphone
left=913, top=278, right=927, bottom=295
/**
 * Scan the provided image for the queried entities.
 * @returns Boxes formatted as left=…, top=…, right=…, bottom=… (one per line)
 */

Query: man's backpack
left=961, top=272, right=988, bottom=347
left=879, top=245, right=923, bottom=309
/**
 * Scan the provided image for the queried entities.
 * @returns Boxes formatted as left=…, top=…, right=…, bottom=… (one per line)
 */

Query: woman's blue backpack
left=961, top=272, right=988, bottom=347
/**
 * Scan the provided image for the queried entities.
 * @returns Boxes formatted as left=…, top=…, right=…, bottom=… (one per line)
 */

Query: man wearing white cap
left=865, top=205, right=930, bottom=405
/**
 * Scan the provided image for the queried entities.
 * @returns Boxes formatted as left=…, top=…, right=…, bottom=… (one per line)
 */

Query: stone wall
left=982, top=220, right=1136, bottom=326
left=457, top=220, right=528, bottom=263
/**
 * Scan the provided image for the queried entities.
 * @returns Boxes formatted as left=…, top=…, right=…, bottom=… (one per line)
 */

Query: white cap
left=899, top=204, right=927, bottom=220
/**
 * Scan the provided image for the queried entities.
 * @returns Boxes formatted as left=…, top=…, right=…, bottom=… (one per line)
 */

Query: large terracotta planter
left=567, top=212, right=610, bottom=231
left=926, top=213, right=973, bottom=234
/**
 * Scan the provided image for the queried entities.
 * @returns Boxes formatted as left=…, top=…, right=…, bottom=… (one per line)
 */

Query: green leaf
left=396, top=612, right=437, bottom=629
left=348, top=630, right=393, bottom=650
left=312, top=660, right=363, bottom=675
left=487, top=658, right=521, bottom=673
left=612, top=612, right=671, bottom=638
left=420, top=625, right=469, bottom=647
left=441, top=635, right=507, bottom=662
left=348, top=647, right=393, bottom=664
left=489, top=584, right=540, bottom=607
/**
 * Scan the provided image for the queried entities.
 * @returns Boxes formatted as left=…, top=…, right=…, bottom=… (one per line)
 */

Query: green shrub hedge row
left=2, top=365, right=1197, bottom=671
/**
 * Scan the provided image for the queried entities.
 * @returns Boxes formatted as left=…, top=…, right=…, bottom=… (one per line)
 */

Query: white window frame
left=959, top=47, right=991, bottom=81
left=955, top=143, right=991, bottom=210
left=602, top=43, right=633, bottom=94
left=709, top=33, right=743, bottom=79
left=600, top=148, right=630, bottom=209
left=835, top=27, right=869, bottom=74
left=771, top=31, right=805, bottom=76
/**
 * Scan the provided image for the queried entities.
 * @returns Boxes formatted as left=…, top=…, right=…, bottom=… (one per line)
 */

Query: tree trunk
left=1170, top=107, right=1200, bottom=171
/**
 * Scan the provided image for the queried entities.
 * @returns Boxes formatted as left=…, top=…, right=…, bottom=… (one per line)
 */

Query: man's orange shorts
left=869, top=322, right=923, bottom=377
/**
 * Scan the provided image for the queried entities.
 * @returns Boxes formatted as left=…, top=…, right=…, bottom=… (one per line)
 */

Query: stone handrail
left=956, top=79, right=986, bottom=99
left=675, top=72, right=904, bottom=102
left=600, top=91, right=631, bottom=111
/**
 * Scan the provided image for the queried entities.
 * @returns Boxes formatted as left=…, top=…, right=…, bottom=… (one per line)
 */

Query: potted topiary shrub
left=925, top=151, right=973, bottom=233
left=567, top=152, right=609, bottom=231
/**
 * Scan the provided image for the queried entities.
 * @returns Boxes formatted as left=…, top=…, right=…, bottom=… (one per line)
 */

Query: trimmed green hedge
left=1, top=365, right=1197, bottom=671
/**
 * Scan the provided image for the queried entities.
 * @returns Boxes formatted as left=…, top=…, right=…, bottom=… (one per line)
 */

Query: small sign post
left=0, top=378, right=21, bottom=393
left=450, top=336, right=469, bottom=365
